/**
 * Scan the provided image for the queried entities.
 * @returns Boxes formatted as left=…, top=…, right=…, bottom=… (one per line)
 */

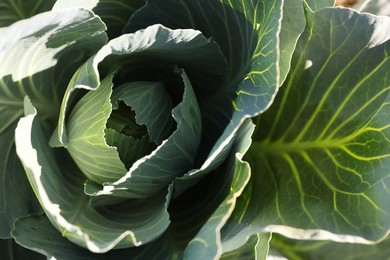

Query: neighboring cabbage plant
left=0, top=0, right=389, bottom=259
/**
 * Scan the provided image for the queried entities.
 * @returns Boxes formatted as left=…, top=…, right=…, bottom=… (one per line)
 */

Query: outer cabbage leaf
left=221, top=7, right=390, bottom=249
left=183, top=120, right=254, bottom=259
left=0, top=8, right=107, bottom=238
left=12, top=119, right=257, bottom=259
left=270, top=233, right=390, bottom=260
left=0, top=121, right=42, bottom=239
left=0, top=237, right=45, bottom=260
left=0, top=8, right=107, bottom=121
left=0, top=0, right=56, bottom=27
left=52, top=0, right=146, bottom=38
left=12, top=215, right=101, bottom=260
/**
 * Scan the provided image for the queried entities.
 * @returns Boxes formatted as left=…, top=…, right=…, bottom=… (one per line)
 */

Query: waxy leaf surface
left=221, top=7, right=390, bottom=246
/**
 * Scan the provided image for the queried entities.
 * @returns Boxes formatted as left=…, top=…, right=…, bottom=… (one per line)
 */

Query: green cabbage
left=0, top=0, right=389, bottom=259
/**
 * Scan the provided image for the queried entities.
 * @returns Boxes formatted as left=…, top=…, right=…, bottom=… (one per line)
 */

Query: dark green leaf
left=0, top=0, right=56, bottom=27
left=0, top=8, right=106, bottom=238
left=222, top=7, right=390, bottom=246
left=0, top=122, right=42, bottom=239
left=12, top=215, right=97, bottom=260
left=184, top=120, right=254, bottom=259
left=279, top=0, right=306, bottom=85
left=53, top=0, right=146, bottom=39
left=105, top=129, right=156, bottom=170
left=111, top=81, right=174, bottom=145
left=0, top=237, right=45, bottom=260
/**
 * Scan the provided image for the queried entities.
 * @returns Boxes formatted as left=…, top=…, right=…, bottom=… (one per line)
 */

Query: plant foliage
left=0, top=0, right=389, bottom=259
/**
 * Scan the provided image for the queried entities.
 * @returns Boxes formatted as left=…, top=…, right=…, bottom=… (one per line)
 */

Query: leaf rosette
left=2, top=0, right=389, bottom=259
left=0, top=0, right=286, bottom=258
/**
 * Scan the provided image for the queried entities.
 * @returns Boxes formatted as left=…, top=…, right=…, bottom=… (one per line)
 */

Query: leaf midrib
left=251, top=138, right=349, bottom=155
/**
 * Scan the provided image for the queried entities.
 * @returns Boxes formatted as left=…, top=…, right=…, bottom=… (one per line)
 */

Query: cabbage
left=0, top=0, right=389, bottom=259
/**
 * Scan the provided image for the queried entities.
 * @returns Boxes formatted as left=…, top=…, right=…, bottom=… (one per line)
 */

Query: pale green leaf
left=14, top=103, right=173, bottom=252
left=66, top=72, right=127, bottom=184
left=85, top=68, right=202, bottom=202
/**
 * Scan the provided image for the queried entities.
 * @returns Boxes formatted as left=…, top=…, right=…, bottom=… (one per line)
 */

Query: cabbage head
left=0, top=0, right=389, bottom=259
